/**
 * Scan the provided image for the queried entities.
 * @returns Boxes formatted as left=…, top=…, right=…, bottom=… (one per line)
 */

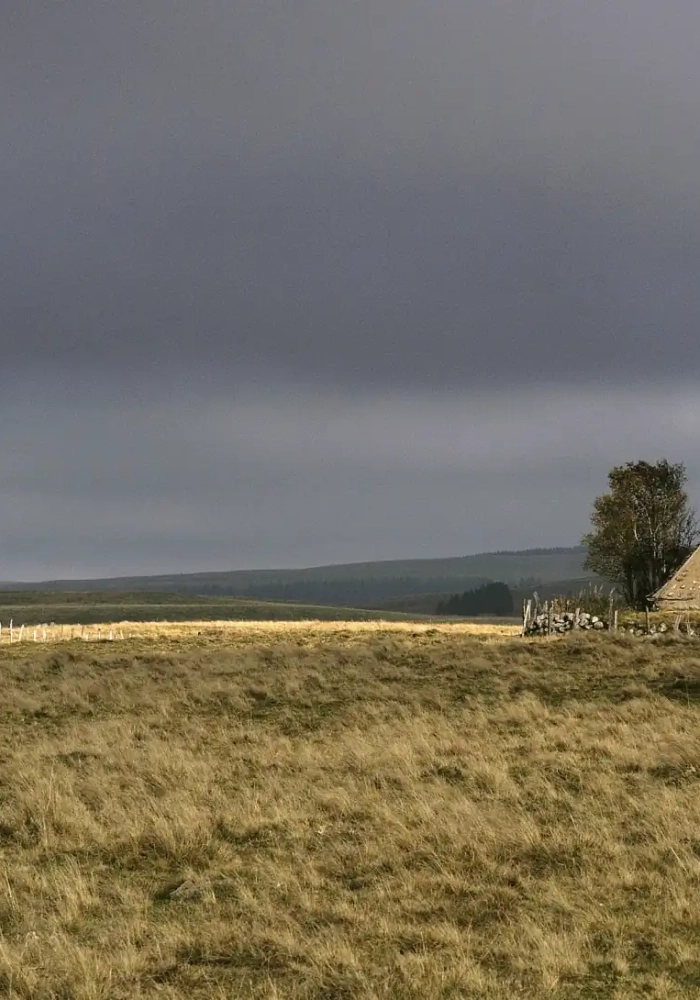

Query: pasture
left=0, top=592, right=436, bottom=628
left=1, top=621, right=699, bottom=998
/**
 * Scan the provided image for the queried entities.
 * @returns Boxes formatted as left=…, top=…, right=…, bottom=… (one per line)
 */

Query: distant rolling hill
left=2, top=547, right=603, bottom=611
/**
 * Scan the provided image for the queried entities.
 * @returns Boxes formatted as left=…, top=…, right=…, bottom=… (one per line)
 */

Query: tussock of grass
left=1, top=627, right=700, bottom=997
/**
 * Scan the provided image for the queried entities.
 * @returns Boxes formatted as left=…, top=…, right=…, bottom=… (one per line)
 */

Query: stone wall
left=524, top=611, right=694, bottom=637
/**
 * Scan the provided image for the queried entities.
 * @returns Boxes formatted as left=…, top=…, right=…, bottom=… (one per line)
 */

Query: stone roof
left=652, top=546, right=700, bottom=608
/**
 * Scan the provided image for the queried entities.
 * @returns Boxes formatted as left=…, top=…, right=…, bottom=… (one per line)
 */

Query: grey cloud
left=4, top=165, right=700, bottom=391
left=2, top=386, right=699, bottom=578
left=8, top=1, right=699, bottom=184
left=3, top=2, right=700, bottom=576
left=2, top=1, right=700, bottom=392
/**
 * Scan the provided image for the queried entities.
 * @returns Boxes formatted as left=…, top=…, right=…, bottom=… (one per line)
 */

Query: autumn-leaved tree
left=582, top=460, right=698, bottom=609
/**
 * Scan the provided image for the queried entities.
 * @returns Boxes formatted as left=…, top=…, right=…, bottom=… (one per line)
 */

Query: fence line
left=0, top=622, right=126, bottom=644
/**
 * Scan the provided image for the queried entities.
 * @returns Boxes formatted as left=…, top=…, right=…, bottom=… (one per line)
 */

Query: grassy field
left=2, top=623, right=700, bottom=998
left=0, top=591, right=434, bottom=627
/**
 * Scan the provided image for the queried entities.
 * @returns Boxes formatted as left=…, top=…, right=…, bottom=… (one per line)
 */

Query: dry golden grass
left=1, top=624, right=700, bottom=998
left=0, top=618, right=521, bottom=646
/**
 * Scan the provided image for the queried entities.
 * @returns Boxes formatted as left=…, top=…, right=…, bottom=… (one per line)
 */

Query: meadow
left=0, top=592, right=432, bottom=628
left=1, top=621, right=700, bottom=998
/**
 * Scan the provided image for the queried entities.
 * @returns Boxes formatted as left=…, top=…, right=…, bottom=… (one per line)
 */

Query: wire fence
left=0, top=622, right=126, bottom=644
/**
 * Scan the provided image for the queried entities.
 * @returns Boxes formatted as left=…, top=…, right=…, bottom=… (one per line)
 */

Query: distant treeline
left=486, top=546, right=585, bottom=556
left=195, top=576, right=492, bottom=607
left=436, top=582, right=514, bottom=617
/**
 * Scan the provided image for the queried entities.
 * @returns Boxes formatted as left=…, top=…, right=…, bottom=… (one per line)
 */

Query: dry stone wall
left=524, top=612, right=606, bottom=635
left=524, top=611, right=694, bottom=637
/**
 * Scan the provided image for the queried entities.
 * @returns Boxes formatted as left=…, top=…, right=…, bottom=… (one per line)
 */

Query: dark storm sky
left=3, top=1, right=700, bottom=578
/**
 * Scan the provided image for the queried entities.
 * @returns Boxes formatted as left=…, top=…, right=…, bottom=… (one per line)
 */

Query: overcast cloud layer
left=2, top=2, right=700, bottom=577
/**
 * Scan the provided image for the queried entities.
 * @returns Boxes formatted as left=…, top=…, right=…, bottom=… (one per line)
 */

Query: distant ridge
left=2, top=545, right=588, bottom=586
left=482, top=546, right=586, bottom=556
left=1, top=546, right=599, bottom=610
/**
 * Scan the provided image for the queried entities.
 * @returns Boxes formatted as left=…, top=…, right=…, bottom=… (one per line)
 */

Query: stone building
left=652, top=547, right=700, bottom=611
